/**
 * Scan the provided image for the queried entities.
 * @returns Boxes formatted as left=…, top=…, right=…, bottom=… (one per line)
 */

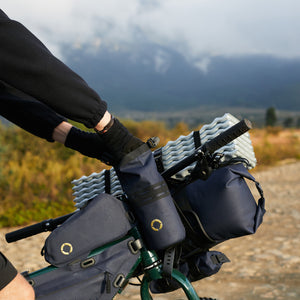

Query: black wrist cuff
left=65, top=127, right=106, bottom=160
left=98, top=118, right=144, bottom=165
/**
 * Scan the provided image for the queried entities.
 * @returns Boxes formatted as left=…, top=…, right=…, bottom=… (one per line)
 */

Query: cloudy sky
left=2, top=0, right=300, bottom=63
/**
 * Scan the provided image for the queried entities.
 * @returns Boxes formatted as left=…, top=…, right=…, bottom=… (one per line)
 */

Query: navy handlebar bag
left=174, top=163, right=266, bottom=250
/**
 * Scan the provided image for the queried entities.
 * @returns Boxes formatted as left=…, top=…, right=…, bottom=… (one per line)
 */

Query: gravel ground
left=1, top=161, right=299, bottom=300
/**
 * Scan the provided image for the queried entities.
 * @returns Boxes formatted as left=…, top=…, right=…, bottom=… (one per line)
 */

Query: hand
left=95, top=117, right=144, bottom=166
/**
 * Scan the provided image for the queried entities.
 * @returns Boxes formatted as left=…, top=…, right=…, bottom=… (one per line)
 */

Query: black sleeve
left=0, top=252, right=17, bottom=290
left=0, top=9, right=107, bottom=128
left=0, top=91, right=65, bottom=142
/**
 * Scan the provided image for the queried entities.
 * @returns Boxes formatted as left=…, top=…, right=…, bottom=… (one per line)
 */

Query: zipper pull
left=105, top=272, right=111, bottom=294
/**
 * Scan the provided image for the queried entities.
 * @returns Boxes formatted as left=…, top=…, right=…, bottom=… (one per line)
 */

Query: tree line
left=265, top=107, right=300, bottom=128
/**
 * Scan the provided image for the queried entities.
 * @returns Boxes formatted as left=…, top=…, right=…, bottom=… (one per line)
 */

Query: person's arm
left=0, top=91, right=111, bottom=160
left=0, top=91, right=65, bottom=142
left=0, top=9, right=106, bottom=128
left=0, top=10, right=125, bottom=140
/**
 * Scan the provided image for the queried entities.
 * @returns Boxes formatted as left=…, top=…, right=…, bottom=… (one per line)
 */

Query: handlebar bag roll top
left=116, top=144, right=186, bottom=250
left=44, top=193, right=132, bottom=267
left=29, top=236, right=140, bottom=300
left=174, top=163, right=266, bottom=250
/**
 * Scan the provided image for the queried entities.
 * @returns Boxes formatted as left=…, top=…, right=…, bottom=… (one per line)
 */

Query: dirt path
left=1, top=162, right=299, bottom=300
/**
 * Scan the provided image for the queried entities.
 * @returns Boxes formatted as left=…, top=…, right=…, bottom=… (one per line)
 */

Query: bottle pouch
left=44, top=193, right=132, bottom=267
left=115, top=144, right=186, bottom=250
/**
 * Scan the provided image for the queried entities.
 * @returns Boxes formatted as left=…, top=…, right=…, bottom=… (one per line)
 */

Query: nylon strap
left=104, top=170, right=111, bottom=194
left=162, top=247, right=176, bottom=277
left=154, top=147, right=165, bottom=173
left=193, top=131, right=201, bottom=148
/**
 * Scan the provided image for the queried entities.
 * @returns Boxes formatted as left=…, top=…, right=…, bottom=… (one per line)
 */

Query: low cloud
left=154, top=50, right=171, bottom=73
left=194, top=57, right=211, bottom=73
left=2, top=0, right=300, bottom=61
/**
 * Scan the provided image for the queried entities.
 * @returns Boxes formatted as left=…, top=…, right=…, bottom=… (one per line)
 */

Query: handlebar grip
left=5, top=220, right=51, bottom=243
left=204, top=119, right=252, bottom=154
left=5, top=213, right=74, bottom=243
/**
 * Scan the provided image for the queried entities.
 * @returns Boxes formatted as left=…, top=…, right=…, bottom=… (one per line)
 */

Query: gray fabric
left=44, top=194, right=132, bottom=267
left=0, top=252, right=18, bottom=290
left=30, top=237, right=139, bottom=300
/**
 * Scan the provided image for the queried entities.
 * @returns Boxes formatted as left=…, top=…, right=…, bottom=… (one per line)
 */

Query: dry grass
left=250, top=127, right=300, bottom=170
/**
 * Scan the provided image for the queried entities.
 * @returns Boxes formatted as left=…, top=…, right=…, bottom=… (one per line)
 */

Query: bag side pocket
left=30, top=237, right=140, bottom=300
left=44, top=193, right=132, bottom=267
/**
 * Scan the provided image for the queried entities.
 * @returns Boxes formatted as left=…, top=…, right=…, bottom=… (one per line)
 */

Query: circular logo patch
left=151, top=219, right=163, bottom=231
left=61, top=243, right=73, bottom=255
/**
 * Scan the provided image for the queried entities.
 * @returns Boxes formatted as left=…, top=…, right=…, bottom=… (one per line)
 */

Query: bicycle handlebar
left=161, top=119, right=252, bottom=179
left=203, top=119, right=252, bottom=154
left=6, top=119, right=252, bottom=243
left=5, top=213, right=74, bottom=243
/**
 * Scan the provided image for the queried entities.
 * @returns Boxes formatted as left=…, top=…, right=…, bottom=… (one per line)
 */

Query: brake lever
left=189, top=155, right=212, bottom=181
left=189, top=151, right=226, bottom=181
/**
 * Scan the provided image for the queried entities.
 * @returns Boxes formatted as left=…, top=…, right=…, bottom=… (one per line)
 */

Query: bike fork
left=139, top=248, right=200, bottom=300
left=140, top=269, right=200, bottom=300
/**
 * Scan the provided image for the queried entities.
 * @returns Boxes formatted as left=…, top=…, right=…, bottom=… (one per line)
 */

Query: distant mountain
left=63, top=43, right=300, bottom=113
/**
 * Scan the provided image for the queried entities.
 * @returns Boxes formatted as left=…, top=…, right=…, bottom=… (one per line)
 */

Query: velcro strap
left=131, top=181, right=170, bottom=207
left=104, top=170, right=111, bottom=194
left=193, top=131, right=201, bottom=148
left=154, top=147, right=165, bottom=173
left=162, top=247, right=176, bottom=277
left=255, top=181, right=265, bottom=200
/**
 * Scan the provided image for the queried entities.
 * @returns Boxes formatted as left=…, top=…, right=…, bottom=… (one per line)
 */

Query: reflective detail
left=28, top=279, right=35, bottom=286
left=80, top=258, right=95, bottom=269
left=61, top=243, right=73, bottom=255
left=151, top=219, right=163, bottom=231
left=113, top=274, right=126, bottom=288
